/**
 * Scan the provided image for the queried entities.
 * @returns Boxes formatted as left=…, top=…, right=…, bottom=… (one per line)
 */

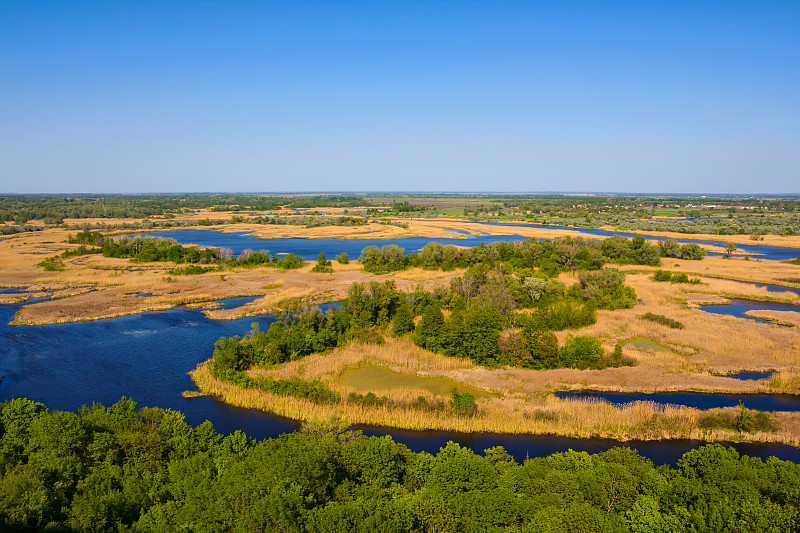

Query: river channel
left=3, top=295, right=800, bottom=465
left=135, top=222, right=800, bottom=262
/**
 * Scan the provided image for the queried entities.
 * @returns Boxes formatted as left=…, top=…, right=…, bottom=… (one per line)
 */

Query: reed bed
left=623, top=256, right=800, bottom=288
left=244, top=222, right=410, bottom=240
left=192, top=363, right=800, bottom=445
left=204, top=287, right=318, bottom=320
left=769, top=372, right=800, bottom=394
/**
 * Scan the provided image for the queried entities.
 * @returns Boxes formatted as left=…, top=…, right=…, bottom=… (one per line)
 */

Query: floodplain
left=3, top=195, right=800, bottom=447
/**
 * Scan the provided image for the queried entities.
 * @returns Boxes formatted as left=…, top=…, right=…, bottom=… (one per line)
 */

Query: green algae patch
left=337, top=365, right=492, bottom=399
left=623, top=337, right=677, bottom=354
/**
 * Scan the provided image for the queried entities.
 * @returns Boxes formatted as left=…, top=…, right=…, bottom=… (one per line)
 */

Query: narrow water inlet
left=556, top=390, right=800, bottom=412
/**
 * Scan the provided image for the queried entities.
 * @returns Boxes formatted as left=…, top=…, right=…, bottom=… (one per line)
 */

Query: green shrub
left=61, top=245, right=102, bottom=258
left=559, top=336, right=604, bottom=369
left=169, top=265, right=217, bottom=275
left=311, top=252, right=334, bottom=273
left=602, top=343, right=637, bottom=368
left=737, top=404, right=779, bottom=433
left=37, top=257, right=65, bottom=271
left=449, top=387, right=477, bottom=416
left=273, top=253, right=305, bottom=269
left=641, top=312, right=684, bottom=329
left=653, top=269, right=673, bottom=282
left=392, top=304, right=416, bottom=336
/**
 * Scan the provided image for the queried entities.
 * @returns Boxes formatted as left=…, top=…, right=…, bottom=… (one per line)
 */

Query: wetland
left=3, top=194, right=800, bottom=461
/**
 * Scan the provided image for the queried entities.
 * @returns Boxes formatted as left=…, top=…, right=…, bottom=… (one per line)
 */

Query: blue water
left=3, top=297, right=800, bottom=464
left=725, top=371, right=776, bottom=381
left=556, top=391, right=800, bottom=412
left=752, top=282, right=800, bottom=298
left=132, top=230, right=529, bottom=260
left=133, top=223, right=800, bottom=261
left=0, top=287, right=25, bottom=295
left=700, top=299, right=799, bottom=324
left=466, top=221, right=800, bottom=261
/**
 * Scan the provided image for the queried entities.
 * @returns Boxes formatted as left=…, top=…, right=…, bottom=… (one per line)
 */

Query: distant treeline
left=0, top=194, right=376, bottom=224
left=227, top=215, right=368, bottom=227
left=2, top=397, right=800, bottom=532
left=59, top=234, right=307, bottom=271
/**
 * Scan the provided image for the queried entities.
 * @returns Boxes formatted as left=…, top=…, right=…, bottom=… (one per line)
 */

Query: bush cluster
left=653, top=270, right=701, bottom=284
left=361, top=235, right=665, bottom=275
left=641, top=312, right=685, bottom=329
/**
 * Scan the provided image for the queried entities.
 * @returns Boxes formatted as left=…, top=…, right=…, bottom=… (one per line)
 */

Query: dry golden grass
left=392, top=267, right=464, bottom=283
left=744, top=310, right=800, bottom=328
left=570, top=273, right=800, bottom=374
left=251, top=336, right=474, bottom=383
left=187, top=333, right=800, bottom=445
left=204, top=287, right=319, bottom=320
left=626, top=255, right=800, bottom=289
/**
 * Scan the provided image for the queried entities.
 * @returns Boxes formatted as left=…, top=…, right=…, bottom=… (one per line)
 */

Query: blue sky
left=1, top=1, right=798, bottom=194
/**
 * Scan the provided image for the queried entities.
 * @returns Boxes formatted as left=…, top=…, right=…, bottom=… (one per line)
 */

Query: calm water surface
left=725, top=371, right=776, bottom=381
left=134, top=230, right=528, bottom=260
left=556, top=390, right=800, bottom=412
left=700, top=299, right=799, bottom=323
left=136, top=225, right=800, bottom=261
left=3, top=299, right=800, bottom=464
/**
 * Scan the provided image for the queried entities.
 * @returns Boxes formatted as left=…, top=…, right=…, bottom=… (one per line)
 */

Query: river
left=134, top=223, right=800, bottom=262
left=3, top=296, right=800, bottom=465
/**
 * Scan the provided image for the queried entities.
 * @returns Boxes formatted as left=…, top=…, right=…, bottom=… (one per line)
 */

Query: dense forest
left=1, top=397, right=799, bottom=532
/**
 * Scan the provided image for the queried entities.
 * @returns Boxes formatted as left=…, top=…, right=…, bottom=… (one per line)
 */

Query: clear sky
left=1, top=1, right=798, bottom=194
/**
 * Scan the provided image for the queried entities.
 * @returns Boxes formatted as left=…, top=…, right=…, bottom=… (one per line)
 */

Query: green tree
left=392, top=304, right=415, bottom=336
left=413, top=303, right=445, bottom=351
left=521, top=318, right=560, bottom=369
left=311, top=252, right=334, bottom=273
